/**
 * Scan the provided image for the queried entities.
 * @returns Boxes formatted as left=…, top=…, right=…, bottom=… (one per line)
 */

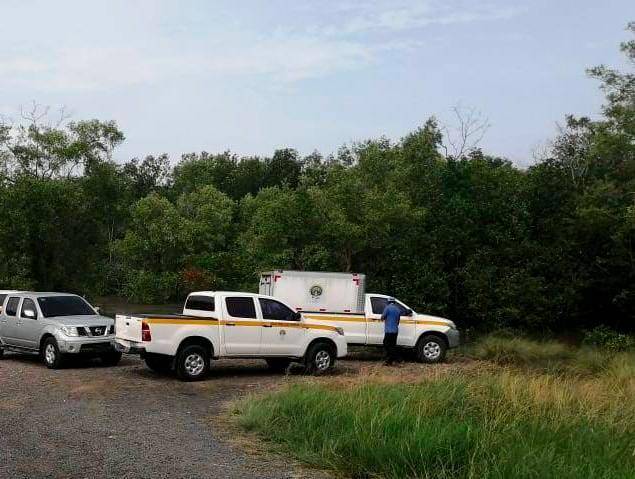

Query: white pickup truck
left=260, top=271, right=460, bottom=363
left=115, top=291, right=347, bottom=381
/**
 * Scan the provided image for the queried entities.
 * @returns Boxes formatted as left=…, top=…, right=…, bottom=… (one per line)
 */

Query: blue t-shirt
left=381, top=304, right=402, bottom=334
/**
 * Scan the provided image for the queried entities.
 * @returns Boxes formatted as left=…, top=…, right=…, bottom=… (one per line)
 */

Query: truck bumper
left=57, top=336, right=117, bottom=355
left=114, top=339, right=146, bottom=355
left=447, top=329, right=460, bottom=349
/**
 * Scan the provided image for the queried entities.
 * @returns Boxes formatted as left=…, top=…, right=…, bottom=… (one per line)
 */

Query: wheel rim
left=45, top=344, right=56, bottom=364
left=314, top=350, right=331, bottom=371
left=423, top=341, right=441, bottom=360
left=184, top=353, right=205, bottom=376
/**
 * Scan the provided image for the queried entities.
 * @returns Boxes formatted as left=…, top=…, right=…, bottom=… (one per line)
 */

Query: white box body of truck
left=259, top=270, right=366, bottom=313
left=260, top=270, right=460, bottom=363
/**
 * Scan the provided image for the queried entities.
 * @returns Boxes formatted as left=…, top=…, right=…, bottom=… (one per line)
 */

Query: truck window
left=226, top=297, right=257, bottom=319
left=259, top=298, right=297, bottom=322
left=5, top=297, right=20, bottom=316
left=20, top=298, right=38, bottom=319
left=371, top=297, right=409, bottom=315
left=185, top=295, right=215, bottom=312
left=0, top=294, right=7, bottom=312
left=371, top=297, right=388, bottom=315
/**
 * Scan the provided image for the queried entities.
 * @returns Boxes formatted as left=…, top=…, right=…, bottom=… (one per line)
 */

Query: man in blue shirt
left=381, top=297, right=402, bottom=365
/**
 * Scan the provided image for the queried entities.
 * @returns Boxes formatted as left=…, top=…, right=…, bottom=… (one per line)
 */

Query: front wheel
left=42, top=337, right=64, bottom=369
left=100, top=351, right=122, bottom=367
left=305, top=342, right=336, bottom=375
left=0, top=346, right=4, bottom=359
left=415, top=335, right=447, bottom=363
left=175, top=345, right=210, bottom=381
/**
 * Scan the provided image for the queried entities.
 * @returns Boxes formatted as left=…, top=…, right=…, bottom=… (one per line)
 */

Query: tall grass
left=238, top=340, right=635, bottom=478
left=465, top=335, right=632, bottom=375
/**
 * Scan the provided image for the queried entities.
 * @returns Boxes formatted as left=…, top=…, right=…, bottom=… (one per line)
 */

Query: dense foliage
left=0, top=25, right=633, bottom=332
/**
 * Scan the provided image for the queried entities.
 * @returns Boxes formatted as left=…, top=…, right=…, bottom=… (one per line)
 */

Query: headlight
left=60, top=326, right=79, bottom=337
left=335, top=327, right=345, bottom=336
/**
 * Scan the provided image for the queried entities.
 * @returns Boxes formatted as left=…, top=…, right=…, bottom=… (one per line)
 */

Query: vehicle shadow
left=128, top=358, right=345, bottom=381
left=0, top=351, right=115, bottom=369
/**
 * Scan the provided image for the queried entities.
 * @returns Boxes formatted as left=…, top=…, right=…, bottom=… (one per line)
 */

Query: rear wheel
left=176, top=345, right=210, bottom=381
left=305, top=342, right=336, bottom=375
left=415, top=335, right=447, bottom=363
left=266, top=358, right=291, bottom=373
left=42, top=337, right=64, bottom=369
left=0, top=346, right=4, bottom=359
left=100, top=351, right=122, bottom=367
left=145, top=354, right=173, bottom=373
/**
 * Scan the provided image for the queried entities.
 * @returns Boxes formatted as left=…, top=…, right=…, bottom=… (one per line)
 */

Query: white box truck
left=259, top=270, right=460, bottom=363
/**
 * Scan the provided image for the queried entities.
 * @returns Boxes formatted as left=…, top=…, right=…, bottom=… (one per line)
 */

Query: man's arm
left=381, top=308, right=387, bottom=321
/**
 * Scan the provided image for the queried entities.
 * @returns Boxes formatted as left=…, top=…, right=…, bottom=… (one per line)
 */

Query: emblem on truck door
left=310, top=285, right=323, bottom=298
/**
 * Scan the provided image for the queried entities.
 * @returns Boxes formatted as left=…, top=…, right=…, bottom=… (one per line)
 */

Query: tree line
left=0, top=24, right=633, bottom=333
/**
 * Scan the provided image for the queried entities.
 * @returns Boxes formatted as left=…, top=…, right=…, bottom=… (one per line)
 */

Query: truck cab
left=115, top=291, right=348, bottom=381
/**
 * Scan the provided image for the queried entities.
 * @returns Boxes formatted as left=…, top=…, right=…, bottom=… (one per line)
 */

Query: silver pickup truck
left=0, top=292, right=121, bottom=368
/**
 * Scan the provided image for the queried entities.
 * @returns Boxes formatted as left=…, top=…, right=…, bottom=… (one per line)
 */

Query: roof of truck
left=6, top=292, right=80, bottom=297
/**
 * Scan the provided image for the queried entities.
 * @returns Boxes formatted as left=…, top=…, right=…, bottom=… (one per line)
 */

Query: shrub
left=583, top=326, right=635, bottom=352
left=122, top=270, right=179, bottom=303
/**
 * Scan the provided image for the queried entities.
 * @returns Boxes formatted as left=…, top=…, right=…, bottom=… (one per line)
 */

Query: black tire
left=0, top=346, right=4, bottom=359
left=42, top=337, right=64, bottom=369
left=175, top=344, right=210, bottom=381
left=305, top=342, right=336, bottom=375
left=415, top=335, right=447, bottom=364
left=100, top=351, right=122, bottom=367
left=266, top=358, right=291, bottom=373
left=145, top=354, right=173, bottom=374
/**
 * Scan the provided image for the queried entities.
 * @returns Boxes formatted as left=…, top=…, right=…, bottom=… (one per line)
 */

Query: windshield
left=37, top=296, right=95, bottom=318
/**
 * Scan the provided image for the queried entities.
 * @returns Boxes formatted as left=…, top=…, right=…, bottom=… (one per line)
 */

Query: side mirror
left=24, top=309, right=36, bottom=319
left=94, top=306, right=101, bottom=314
left=294, top=312, right=302, bottom=321
left=406, top=309, right=414, bottom=316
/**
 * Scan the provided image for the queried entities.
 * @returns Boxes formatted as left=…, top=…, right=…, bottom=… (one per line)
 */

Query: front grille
left=89, top=326, right=107, bottom=336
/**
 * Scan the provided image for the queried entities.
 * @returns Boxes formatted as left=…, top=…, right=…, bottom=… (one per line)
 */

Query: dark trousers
left=383, top=332, right=399, bottom=364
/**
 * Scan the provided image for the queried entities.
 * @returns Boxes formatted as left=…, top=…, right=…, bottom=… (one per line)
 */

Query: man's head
left=387, top=297, right=396, bottom=304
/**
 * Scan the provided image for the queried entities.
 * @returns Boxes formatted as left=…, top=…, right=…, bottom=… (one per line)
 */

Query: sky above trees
left=0, top=0, right=632, bottom=165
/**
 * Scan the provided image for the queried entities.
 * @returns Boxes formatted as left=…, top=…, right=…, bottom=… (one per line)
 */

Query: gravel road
left=0, top=352, right=333, bottom=479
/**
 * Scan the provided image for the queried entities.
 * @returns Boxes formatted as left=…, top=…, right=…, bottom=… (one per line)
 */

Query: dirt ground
left=0, top=348, right=467, bottom=479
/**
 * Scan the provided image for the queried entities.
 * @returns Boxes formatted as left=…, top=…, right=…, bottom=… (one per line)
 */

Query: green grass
left=237, top=339, right=635, bottom=479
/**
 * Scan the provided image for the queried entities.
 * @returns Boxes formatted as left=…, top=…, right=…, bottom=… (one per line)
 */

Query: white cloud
left=319, top=0, right=523, bottom=35
left=0, top=1, right=522, bottom=91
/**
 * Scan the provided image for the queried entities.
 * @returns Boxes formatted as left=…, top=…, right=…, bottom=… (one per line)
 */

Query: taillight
left=142, top=321, right=151, bottom=342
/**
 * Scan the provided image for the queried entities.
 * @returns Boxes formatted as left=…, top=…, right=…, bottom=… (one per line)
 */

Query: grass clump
left=239, top=370, right=635, bottom=479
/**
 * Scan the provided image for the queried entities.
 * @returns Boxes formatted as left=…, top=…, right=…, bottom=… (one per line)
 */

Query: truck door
left=366, top=296, right=416, bottom=346
left=222, top=296, right=262, bottom=355
left=1, top=297, right=23, bottom=347
left=17, top=298, right=43, bottom=350
left=258, top=298, right=304, bottom=356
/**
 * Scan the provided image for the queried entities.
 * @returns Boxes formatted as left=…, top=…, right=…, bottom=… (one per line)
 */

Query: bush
left=583, top=326, right=635, bottom=352
left=122, top=270, right=179, bottom=303
left=467, top=335, right=573, bottom=367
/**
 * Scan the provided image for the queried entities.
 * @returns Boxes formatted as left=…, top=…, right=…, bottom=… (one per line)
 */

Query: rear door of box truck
left=265, top=271, right=365, bottom=313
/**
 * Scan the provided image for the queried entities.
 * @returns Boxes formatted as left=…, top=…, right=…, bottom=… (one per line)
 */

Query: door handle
left=225, top=322, right=236, bottom=326
left=262, top=324, right=273, bottom=328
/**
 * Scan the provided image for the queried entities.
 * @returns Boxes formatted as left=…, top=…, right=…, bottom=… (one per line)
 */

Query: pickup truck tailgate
left=116, top=314, right=143, bottom=342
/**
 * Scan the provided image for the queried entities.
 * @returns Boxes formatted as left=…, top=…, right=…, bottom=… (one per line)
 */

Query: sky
left=1, top=0, right=633, bottom=166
